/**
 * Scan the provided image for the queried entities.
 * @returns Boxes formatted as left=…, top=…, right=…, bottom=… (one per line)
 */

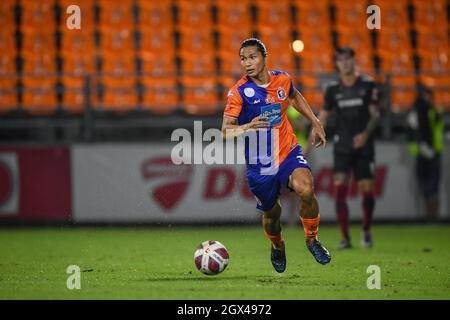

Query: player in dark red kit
left=317, top=47, right=380, bottom=249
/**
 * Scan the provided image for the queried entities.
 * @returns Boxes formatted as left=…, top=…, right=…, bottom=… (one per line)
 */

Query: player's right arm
left=221, top=86, right=268, bottom=139
left=221, top=115, right=269, bottom=139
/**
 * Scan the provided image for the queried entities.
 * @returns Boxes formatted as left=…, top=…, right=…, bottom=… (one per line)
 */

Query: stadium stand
left=0, top=0, right=449, bottom=141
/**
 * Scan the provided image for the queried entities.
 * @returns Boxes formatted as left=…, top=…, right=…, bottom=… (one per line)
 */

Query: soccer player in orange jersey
left=221, top=38, right=331, bottom=272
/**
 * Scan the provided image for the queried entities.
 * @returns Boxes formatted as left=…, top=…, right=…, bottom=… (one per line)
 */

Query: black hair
left=239, top=38, right=267, bottom=57
left=334, top=46, right=355, bottom=59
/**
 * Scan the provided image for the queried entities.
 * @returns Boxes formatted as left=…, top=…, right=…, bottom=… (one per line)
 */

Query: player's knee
left=295, top=179, right=315, bottom=200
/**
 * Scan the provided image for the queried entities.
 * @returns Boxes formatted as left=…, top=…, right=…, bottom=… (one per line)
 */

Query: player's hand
left=245, top=115, right=269, bottom=131
left=311, top=122, right=327, bottom=149
left=353, top=132, right=368, bottom=149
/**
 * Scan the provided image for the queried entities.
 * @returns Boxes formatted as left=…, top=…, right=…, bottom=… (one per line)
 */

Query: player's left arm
left=289, top=88, right=327, bottom=149
left=353, top=82, right=381, bottom=149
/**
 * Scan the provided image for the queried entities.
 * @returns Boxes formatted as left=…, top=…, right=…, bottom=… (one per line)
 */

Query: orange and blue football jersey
left=224, top=71, right=299, bottom=170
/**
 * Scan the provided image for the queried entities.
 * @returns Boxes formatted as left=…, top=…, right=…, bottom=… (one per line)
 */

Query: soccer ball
left=194, top=240, right=229, bottom=275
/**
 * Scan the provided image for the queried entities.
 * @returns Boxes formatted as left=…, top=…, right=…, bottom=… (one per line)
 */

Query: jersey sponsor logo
left=277, top=87, right=286, bottom=100
left=244, top=87, right=255, bottom=97
left=260, top=103, right=282, bottom=126
left=337, top=97, right=364, bottom=108
left=252, top=99, right=261, bottom=104
left=265, top=95, right=276, bottom=104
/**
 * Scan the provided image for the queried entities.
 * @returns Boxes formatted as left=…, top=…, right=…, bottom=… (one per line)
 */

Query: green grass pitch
left=0, top=225, right=449, bottom=299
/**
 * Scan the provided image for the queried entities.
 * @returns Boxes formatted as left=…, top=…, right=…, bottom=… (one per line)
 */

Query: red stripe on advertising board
left=0, top=147, right=71, bottom=221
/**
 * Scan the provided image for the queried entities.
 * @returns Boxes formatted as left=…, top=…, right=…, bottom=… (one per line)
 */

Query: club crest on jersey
left=277, top=87, right=286, bottom=100
left=265, top=95, right=276, bottom=104
left=244, top=87, right=255, bottom=97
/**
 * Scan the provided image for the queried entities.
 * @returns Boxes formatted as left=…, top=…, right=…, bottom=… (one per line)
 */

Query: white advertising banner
left=72, top=143, right=449, bottom=223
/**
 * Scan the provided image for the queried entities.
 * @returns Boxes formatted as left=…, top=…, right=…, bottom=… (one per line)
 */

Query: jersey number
left=296, top=155, right=307, bottom=164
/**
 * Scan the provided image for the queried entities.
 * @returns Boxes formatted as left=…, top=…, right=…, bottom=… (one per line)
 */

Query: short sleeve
left=223, top=87, right=243, bottom=119
left=287, top=73, right=296, bottom=98
left=368, top=81, right=380, bottom=106
left=323, top=85, right=335, bottom=111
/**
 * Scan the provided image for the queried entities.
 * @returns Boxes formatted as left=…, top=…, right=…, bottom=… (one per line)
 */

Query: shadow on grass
left=142, top=274, right=303, bottom=283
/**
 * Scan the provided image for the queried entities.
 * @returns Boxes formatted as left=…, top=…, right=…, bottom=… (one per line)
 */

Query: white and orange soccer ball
left=194, top=240, right=229, bottom=275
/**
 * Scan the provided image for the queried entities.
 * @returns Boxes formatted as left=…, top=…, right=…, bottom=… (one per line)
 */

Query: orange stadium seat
left=22, top=52, right=56, bottom=74
left=336, top=25, right=372, bottom=51
left=255, top=0, right=292, bottom=27
left=377, top=50, right=414, bottom=73
left=266, top=51, right=294, bottom=72
left=371, top=0, right=409, bottom=28
left=181, top=52, right=215, bottom=76
left=95, top=76, right=138, bottom=113
left=415, top=30, right=449, bottom=51
left=97, top=0, right=134, bottom=27
left=218, top=51, right=243, bottom=78
left=99, top=26, right=135, bottom=53
left=435, top=91, right=450, bottom=111
left=62, top=54, right=96, bottom=75
left=21, top=0, right=55, bottom=27
left=216, top=25, right=253, bottom=53
left=141, top=76, right=178, bottom=115
left=176, top=0, right=213, bottom=28
left=333, top=0, right=367, bottom=28
left=140, top=51, right=176, bottom=77
left=419, top=74, right=450, bottom=89
left=419, top=74, right=450, bottom=111
left=59, top=0, right=95, bottom=30
left=377, top=27, right=411, bottom=53
left=61, top=75, right=85, bottom=114
left=60, top=30, right=95, bottom=55
left=218, top=74, right=240, bottom=94
left=301, top=51, right=334, bottom=73
left=216, top=0, right=252, bottom=29
left=101, top=51, right=135, bottom=74
left=138, top=0, right=173, bottom=29
left=178, top=26, right=214, bottom=54
left=298, top=29, right=333, bottom=54
left=391, top=89, right=416, bottom=113
left=302, top=90, right=324, bottom=112
left=21, top=30, right=56, bottom=54
left=257, top=25, right=292, bottom=55
left=418, top=49, right=450, bottom=73
left=22, top=77, right=58, bottom=115
left=181, top=76, right=219, bottom=115
left=390, top=74, right=417, bottom=112
left=294, top=0, right=330, bottom=30
left=412, top=0, right=448, bottom=29
left=139, top=26, right=175, bottom=54
left=294, top=75, right=324, bottom=112
left=0, top=78, right=18, bottom=114
left=0, top=54, right=15, bottom=74
left=0, top=1, right=15, bottom=28
left=355, top=51, right=375, bottom=75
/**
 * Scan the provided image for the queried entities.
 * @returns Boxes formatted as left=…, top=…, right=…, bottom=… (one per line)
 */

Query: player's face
left=336, top=54, right=355, bottom=75
left=240, top=46, right=265, bottom=78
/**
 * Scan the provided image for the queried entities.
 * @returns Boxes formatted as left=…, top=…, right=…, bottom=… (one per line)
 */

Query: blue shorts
left=246, top=145, right=310, bottom=212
